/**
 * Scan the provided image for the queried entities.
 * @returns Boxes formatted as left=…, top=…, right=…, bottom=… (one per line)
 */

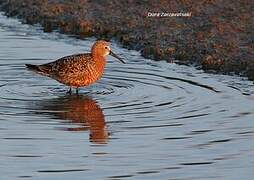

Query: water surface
left=1, top=14, right=254, bottom=179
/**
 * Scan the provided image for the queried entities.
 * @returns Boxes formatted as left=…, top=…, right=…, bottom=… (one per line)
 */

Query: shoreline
left=0, top=0, right=253, bottom=80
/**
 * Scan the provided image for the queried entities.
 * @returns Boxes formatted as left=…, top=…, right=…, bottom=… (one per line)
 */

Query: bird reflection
left=35, top=95, right=109, bottom=144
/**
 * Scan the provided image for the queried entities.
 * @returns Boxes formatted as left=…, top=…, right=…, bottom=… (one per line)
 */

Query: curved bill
left=109, top=50, right=125, bottom=64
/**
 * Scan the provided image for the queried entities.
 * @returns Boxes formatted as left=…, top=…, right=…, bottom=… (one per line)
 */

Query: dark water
left=1, top=13, right=254, bottom=179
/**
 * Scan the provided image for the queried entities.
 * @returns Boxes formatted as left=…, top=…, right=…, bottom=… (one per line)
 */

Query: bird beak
left=109, top=50, right=125, bottom=64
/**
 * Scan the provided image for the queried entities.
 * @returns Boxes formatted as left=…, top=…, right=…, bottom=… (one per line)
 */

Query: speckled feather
left=37, top=53, right=105, bottom=87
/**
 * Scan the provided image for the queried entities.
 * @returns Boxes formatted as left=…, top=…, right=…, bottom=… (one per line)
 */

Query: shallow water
left=1, top=13, right=254, bottom=179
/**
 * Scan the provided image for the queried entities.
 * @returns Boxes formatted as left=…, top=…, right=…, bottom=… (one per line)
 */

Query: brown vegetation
left=0, top=0, right=253, bottom=79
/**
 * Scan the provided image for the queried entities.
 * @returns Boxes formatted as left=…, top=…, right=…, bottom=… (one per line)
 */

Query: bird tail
left=25, top=64, right=41, bottom=72
left=25, top=64, right=50, bottom=76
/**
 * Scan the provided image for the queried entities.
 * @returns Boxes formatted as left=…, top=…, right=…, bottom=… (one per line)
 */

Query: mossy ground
left=0, top=0, right=253, bottom=79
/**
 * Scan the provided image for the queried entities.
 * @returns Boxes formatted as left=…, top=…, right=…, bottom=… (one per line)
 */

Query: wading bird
left=26, top=40, right=125, bottom=94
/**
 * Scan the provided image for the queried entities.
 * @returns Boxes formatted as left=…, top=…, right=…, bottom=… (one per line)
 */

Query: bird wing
left=39, top=53, right=93, bottom=77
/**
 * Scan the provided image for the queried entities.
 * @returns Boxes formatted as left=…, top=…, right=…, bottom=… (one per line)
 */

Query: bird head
left=92, top=40, right=125, bottom=63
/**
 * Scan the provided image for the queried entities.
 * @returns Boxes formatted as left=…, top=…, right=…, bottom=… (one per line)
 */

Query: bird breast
left=85, top=59, right=106, bottom=85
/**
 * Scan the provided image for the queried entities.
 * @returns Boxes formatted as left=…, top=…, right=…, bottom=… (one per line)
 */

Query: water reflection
left=34, top=95, right=109, bottom=144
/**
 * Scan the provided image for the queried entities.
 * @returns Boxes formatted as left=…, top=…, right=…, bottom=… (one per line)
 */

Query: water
left=1, top=13, right=254, bottom=179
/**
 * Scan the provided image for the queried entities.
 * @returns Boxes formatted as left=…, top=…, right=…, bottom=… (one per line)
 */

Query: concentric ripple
left=1, top=13, right=254, bottom=180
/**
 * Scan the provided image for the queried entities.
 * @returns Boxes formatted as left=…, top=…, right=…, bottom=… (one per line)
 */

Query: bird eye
left=105, top=46, right=108, bottom=49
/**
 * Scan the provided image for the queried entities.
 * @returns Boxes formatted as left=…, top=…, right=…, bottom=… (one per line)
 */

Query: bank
left=0, top=0, right=253, bottom=80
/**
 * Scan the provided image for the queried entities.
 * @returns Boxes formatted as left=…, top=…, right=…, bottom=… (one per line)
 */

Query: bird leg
left=76, top=87, right=79, bottom=94
left=67, top=87, right=72, bottom=95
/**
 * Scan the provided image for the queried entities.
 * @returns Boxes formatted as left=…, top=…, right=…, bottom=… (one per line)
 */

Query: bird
left=25, top=40, right=125, bottom=94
